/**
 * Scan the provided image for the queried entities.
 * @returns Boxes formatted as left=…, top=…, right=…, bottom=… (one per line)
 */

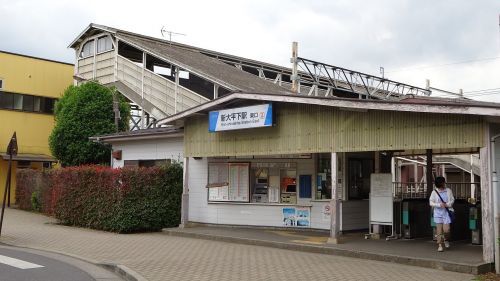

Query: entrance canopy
left=0, top=153, right=56, bottom=162
left=158, top=92, right=500, bottom=157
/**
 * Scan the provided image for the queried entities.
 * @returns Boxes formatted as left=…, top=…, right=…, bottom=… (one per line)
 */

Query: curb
left=100, top=263, right=148, bottom=281
left=162, top=229, right=492, bottom=275
left=0, top=241, right=147, bottom=281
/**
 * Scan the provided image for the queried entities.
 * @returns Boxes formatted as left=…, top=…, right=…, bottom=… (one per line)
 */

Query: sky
left=1, top=0, right=499, bottom=101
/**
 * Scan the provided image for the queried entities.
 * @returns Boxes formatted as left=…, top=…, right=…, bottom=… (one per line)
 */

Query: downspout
left=490, top=133, right=500, bottom=273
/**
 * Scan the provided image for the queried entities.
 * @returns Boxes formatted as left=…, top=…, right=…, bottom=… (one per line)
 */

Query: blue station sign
left=208, top=103, right=273, bottom=132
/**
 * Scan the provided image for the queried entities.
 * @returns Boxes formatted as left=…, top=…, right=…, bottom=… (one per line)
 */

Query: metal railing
left=393, top=182, right=480, bottom=200
left=297, top=57, right=431, bottom=100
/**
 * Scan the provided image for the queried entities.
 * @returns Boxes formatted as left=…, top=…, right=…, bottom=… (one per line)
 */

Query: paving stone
left=1, top=208, right=474, bottom=281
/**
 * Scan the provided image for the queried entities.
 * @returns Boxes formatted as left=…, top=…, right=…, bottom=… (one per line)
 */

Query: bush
left=30, top=190, right=41, bottom=212
left=15, top=164, right=183, bottom=233
left=49, top=82, right=130, bottom=167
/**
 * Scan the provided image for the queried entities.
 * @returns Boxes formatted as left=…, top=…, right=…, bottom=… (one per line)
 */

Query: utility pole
left=112, top=92, right=121, bottom=132
left=291, top=42, right=299, bottom=93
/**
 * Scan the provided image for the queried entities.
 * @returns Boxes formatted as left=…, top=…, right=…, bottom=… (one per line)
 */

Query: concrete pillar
left=180, top=157, right=190, bottom=228
left=481, top=124, right=494, bottom=263
left=328, top=152, right=341, bottom=244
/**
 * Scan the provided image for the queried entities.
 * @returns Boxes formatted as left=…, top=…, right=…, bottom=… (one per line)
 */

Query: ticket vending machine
left=469, top=205, right=482, bottom=245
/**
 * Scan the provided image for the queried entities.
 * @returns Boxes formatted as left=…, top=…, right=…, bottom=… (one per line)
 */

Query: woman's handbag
left=434, top=189, right=455, bottom=223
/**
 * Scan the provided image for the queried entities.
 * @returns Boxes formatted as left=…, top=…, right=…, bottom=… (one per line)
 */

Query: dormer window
left=97, top=36, right=113, bottom=53
left=79, top=40, right=94, bottom=58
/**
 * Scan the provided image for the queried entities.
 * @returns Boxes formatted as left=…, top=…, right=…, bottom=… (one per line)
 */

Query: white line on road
left=0, top=255, right=44, bottom=269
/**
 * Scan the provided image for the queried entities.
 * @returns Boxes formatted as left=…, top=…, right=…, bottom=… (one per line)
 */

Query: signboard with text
left=209, top=103, right=273, bottom=132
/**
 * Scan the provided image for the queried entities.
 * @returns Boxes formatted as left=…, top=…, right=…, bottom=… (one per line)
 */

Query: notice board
left=228, top=163, right=250, bottom=202
left=207, top=162, right=249, bottom=202
left=369, top=173, right=393, bottom=225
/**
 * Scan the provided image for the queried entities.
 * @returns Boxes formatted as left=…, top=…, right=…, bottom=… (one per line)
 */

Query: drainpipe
left=491, top=133, right=500, bottom=273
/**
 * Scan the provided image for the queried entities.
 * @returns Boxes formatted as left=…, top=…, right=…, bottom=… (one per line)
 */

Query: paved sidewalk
left=164, top=225, right=486, bottom=274
left=1, top=208, right=474, bottom=281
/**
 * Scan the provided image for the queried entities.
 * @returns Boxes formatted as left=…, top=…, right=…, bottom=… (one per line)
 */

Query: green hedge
left=16, top=164, right=183, bottom=233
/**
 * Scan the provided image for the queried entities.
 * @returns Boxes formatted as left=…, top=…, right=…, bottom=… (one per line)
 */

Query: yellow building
left=0, top=51, right=73, bottom=204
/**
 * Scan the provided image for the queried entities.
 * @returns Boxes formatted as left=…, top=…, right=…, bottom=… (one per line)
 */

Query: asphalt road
left=0, top=245, right=122, bottom=281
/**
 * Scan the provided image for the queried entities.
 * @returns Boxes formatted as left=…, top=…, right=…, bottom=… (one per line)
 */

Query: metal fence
left=392, top=182, right=480, bottom=200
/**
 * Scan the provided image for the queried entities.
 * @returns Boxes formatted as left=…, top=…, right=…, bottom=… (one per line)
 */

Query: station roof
left=90, top=127, right=182, bottom=143
left=69, top=23, right=292, bottom=95
left=158, top=91, right=500, bottom=126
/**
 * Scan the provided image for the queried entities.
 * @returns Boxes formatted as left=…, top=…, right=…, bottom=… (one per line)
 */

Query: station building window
left=208, top=161, right=298, bottom=204
left=97, top=36, right=113, bottom=53
left=79, top=40, right=94, bottom=58
left=316, top=153, right=332, bottom=200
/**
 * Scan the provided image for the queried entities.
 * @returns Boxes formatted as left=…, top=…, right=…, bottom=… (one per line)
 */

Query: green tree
left=49, top=82, right=130, bottom=166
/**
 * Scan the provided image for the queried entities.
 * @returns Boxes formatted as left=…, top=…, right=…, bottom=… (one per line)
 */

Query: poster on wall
left=208, top=163, right=229, bottom=186
left=282, top=207, right=311, bottom=227
left=282, top=208, right=296, bottom=227
left=296, top=207, right=310, bottom=227
left=208, top=185, right=229, bottom=201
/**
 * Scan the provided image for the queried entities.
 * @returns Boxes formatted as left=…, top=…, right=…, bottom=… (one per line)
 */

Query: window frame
left=96, top=35, right=114, bottom=54
left=0, top=91, right=56, bottom=114
left=79, top=39, right=95, bottom=59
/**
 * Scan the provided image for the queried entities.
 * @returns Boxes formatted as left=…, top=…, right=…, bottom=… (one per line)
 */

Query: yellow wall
left=0, top=160, right=43, bottom=206
left=0, top=52, right=74, bottom=98
left=0, top=51, right=73, bottom=203
left=0, top=110, right=56, bottom=155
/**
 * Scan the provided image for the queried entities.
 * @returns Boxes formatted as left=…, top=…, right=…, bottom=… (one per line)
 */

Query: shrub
left=16, top=169, right=42, bottom=211
left=30, top=190, right=41, bottom=212
left=15, top=164, right=183, bottom=233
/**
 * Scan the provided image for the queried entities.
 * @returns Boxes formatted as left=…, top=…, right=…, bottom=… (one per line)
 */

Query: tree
left=49, top=82, right=130, bottom=166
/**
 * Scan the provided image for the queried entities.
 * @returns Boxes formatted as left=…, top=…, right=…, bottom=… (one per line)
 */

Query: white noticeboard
left=369, top=173, right=393, bottom=225
left=228, top=163, right=250, bottom=202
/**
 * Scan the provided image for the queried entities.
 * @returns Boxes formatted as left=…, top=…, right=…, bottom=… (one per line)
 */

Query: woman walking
left=429, top=176, right=455, bottom=252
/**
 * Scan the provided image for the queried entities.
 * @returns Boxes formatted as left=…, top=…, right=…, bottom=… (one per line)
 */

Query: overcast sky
left=1, top=0, right=499, bottom=101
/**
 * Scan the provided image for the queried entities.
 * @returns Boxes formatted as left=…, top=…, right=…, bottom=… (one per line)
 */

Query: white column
left=113, top=38, right=119, bottom=82
left=470, top=154, right=476, bottom=199
left=180, top=157, right=190, bottom=228
left=92, top=39, right=97, bottom=79
left=328, top=152, right=340, bottom=244
left=481, top=124, right=494, bottom=263
left=490, top=131, right=500, bottom=272
left=140, top=52, right=146, bottom=129
left=213, top=84, right=219, bottom=99
left=174, top=66, right=179, bottom=113
left=413, top=163, right=418, bottom=183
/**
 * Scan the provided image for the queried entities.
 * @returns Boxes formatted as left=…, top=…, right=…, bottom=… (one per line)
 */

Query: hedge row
left=16, top=164, right=183, bottom=233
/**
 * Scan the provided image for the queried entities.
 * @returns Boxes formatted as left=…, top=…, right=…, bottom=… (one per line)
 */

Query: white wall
left=187, top=156, right=368, bottom=231
left=110, top=137, right=184, bottom=168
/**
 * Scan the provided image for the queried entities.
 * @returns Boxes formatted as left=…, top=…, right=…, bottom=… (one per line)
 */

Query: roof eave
left=90, top=132, right=184, bottom=143
left=68, top=23, right=117, bottom=49
left=157, top=92, right=500, bottom=126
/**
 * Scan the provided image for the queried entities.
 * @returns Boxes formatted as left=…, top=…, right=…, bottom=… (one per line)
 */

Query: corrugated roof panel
left=184, top=103, right=483, bottom=157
